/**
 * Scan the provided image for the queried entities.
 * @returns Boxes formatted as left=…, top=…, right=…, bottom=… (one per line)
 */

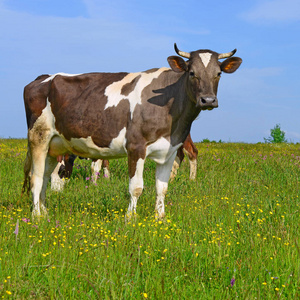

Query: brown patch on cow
left=24, top=75, right=52, bottom=129
left=127, top=143, right=146, bottom=178
left=34, top=74, right=50, bottom=81
left=143, top=68, right=159, bottom=74
left=102, top=159, right=109, bottom=169
left=121, top=75, right=141, bottom=96
left=176, top=145, right=185, bottom=165
left=62, top=155, right=75, bottom=178
left=47, top=73, right=130, bottom=147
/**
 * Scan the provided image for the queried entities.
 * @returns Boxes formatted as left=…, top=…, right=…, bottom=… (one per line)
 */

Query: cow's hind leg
left=41, top=155, right=58, bottom=212
left=183, top=146, right=198, bottom=180
left=51, top=161, right=65, bottom=191
left=188, top=156, right=197, bottom=180
left=21, top=147, right=32, bottom=196
left=155, top=153, right=177, bottom=219
left=29, top=126, right=54, bottom=218
left=183, top=135, right=198, bottom=180
left=30, top=144, right=49, bottom=217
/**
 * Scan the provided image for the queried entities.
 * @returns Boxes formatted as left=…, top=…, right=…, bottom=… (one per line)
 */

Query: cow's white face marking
left=41, top=72, right=82, bottom=83
left=199, top=53, right=212, bottom=68
left=104, top=68, right=168, bottom=118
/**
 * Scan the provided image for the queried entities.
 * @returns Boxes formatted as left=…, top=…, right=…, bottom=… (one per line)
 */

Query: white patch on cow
left=104, top=73, right=140, bottom=109
left=109, top=127, right=127, bottom=155
left=51, top=161, right=68, bottom=191
left=29, top=99, right=57, bottom=146
left=35, top=99, right=55, bottom=128
left=104, top=68, right=169, bottom=118
left=41, top=72, right=82, bottom=83
left=146, top=137, right=182, bottom=165
left=67, top=127, right=127, bottom=159
left=199, top=53, right=212, bottom=68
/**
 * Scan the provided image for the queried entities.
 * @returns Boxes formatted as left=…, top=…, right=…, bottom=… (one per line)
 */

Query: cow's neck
left=170, top=74, right=201, bottom=146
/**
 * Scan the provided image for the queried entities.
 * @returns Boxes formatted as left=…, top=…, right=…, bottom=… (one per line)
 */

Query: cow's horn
left=174, top=43, right=191, bottom=59
left=218, top=49, right=237, bottom=59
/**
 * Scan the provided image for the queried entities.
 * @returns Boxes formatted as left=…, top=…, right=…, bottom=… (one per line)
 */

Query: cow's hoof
left=155, top=212, right=165, bottom=221
left=40, top=204, right=48, bottom=216
left=125, top=212, right=137, bottom=224
left=32, top=207, right=48, bottom=221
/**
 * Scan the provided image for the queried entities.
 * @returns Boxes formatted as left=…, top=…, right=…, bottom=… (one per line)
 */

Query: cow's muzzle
left=197, top=97, right=218, bottom=110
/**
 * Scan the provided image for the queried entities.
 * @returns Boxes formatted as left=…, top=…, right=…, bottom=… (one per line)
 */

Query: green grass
left=0, top=139, right=300, bottom=299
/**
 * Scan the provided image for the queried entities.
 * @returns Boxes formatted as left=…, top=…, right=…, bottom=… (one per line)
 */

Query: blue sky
left=1, top=0, right=299, bottom=143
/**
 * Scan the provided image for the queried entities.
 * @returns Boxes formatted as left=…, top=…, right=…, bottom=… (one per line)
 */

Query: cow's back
left=48, top=73, right=130, bottom=147
left=24, top=72, right=132, bottom=147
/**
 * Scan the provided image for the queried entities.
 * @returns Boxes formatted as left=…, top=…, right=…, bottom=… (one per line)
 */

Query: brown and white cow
left=22, top=44, right=242, bottom=219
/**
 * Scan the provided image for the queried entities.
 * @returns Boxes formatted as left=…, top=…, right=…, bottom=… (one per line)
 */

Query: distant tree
left=201, top=138, right=211, bottom=143
left=201, top=138, right=224, bottom=143
left=264, top=124, right=287, bottom=143
left=201, top=138, right=217, bottom=143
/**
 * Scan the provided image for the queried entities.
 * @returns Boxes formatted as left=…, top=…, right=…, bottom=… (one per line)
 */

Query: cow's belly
left=48, top=128, right=127, bottom=159
left=146, top=137, right=182, bottom=164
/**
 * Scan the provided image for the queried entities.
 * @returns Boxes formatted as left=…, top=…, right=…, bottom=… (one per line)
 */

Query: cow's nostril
left=201, top=97, right=216, bottom=105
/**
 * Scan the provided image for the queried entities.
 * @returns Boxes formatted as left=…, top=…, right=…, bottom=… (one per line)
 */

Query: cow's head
left=167, top=44, right=242, bottom=110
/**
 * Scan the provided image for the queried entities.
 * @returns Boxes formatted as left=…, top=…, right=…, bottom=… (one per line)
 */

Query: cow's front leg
left=126, top=146, right=146, bottom=221
left=155, top=153, right=177, bottom=219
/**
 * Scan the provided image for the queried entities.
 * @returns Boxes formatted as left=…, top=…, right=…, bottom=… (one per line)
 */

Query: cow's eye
left=189, top=71, right=195, bottom=77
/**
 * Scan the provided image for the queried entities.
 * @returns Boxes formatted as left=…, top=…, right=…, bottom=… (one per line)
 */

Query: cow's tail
left=21, top=145, right=32, bottom=197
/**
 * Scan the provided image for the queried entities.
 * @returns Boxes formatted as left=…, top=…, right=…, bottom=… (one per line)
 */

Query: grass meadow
left=0, top=138, right=299, bottom=299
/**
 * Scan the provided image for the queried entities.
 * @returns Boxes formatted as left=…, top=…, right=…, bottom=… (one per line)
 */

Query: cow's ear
left=221, top=57, right=242, bottom=73
left=167, top=56, right=188, bottom=73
